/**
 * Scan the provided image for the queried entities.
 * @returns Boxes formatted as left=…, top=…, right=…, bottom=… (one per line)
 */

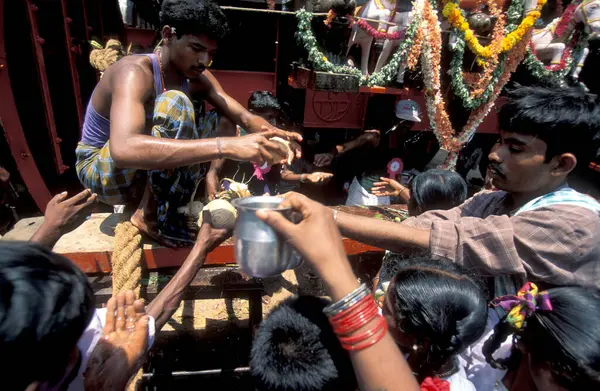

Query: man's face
left=487, top=131, right=555, bottom=193
left=395, top=119, right=415, bottom=133
left=169, top=34, right=218, bottom=80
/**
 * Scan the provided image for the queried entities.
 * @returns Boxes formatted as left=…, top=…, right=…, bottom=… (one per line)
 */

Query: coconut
left=270, top=136, right=294, bottom=165
left=197, top=199, right=238, bottom=230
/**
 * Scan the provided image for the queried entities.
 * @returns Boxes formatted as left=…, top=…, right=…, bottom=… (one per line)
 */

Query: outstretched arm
left=257, top=192, right=420, bottom=391
left=314, top=130, right=380, bottom=167
left=108, top=65, right=299, bottom=170
left=145, top=212, right=230, bottom=331
left=336, top=210, right=430, bottom=253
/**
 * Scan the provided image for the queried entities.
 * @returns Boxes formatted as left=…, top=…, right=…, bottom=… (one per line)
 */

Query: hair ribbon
left=490, top=282, right=553, bottom=330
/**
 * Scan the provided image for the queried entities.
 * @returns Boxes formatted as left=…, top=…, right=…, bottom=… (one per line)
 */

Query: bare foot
left=130, top=183, right=180, bottom=248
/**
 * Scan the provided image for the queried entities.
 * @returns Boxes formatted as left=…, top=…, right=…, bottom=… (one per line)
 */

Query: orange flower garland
left=421, top=0, right=530, bottom=168
left=469, top=0, right=505, bottom=98
left=442, top=0, right=546, bottom=58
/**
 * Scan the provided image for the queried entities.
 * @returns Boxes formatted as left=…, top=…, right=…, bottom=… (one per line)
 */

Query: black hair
left=251, top=295, right=357, bottom=391
left=498, top=86, right=600, bottom=165
left=160, top=0, right=229, bottom=43
left=483, top=286, right=600, bottom=389
left=248, top=91, right=282, bottom=112
left=389, top=256, right=487, bottom=381
left=410, top=169, right=468, bottom=213
left=0, top=242, right=94, bottom=390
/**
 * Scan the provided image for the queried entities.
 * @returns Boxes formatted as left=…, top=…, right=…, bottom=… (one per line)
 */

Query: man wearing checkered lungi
left=75, top=0, right=300, bottom=246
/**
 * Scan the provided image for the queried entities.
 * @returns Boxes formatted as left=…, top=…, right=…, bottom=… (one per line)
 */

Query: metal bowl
left=232, top=196, right=298, bottom=277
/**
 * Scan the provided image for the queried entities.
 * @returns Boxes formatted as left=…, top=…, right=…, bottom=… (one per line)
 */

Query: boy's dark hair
left=248, top=91, right=281, bottom=112
left=484, top=286, right=600, bottom=389
left=160, top=0, right=229, bottom=43
left=0, top=242, right=95, bottom=390
left=410, top=169, right=468, bottom=213
left=251, top=295, right=357, bottom=391
left=389, top=256, right=487, bottom=381
left=498, top=86, right=600, bottom=166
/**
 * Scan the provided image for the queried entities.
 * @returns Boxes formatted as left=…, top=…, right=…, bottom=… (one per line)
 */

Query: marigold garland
left=441, top=0, right=546, bottom=58
left=421, top=0, right=529, bottom=169
left=357, top=18, right=405, bottom=40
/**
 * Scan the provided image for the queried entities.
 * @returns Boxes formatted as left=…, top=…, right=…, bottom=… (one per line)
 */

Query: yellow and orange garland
left=442, top=0, right=546, bottom=58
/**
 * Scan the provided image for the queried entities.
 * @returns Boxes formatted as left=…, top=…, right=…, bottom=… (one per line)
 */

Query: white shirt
left=460, top=309, right=512, bottom=391
left=67, top=308, right=156, bottom=391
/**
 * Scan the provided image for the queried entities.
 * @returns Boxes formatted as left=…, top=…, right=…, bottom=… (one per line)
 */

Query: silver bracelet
left=332, top=209, right=338, bottom=222
left=323, top=283, right=371, bottom=317
left=216, top=137, right=222, bottom=160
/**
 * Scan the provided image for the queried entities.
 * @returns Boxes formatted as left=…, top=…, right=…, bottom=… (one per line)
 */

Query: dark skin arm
left=108, top=65, right=300, bottom=169
left=314, top=130, right=380, bottom=167
left=145, top=212, right=230, bottom=331
left=336, top=211, right=430, bottom=253
left=30, top=189, right=97, bottom=248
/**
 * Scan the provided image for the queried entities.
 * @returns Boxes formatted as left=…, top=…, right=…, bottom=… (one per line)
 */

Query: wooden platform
left=2, top=205, right=406, bottom=274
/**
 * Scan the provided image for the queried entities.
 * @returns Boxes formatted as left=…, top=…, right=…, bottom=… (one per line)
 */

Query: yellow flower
left=461, top=22, right=469, bottom=31
left=322, top=56, right=328, bottom=62
left=465, top=30, right=474, bottom=40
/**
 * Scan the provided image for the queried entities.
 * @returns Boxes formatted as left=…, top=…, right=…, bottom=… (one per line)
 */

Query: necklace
left=156, top=50, right=167, bottom=93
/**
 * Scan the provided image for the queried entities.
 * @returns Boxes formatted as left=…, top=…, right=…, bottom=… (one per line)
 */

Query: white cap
left=395, top=99, right=421, bottom=122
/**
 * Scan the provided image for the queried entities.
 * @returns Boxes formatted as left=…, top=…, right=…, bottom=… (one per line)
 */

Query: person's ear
left=161, top=25, right=177, bottom=43
left=550, top=153, right=577, bottom=177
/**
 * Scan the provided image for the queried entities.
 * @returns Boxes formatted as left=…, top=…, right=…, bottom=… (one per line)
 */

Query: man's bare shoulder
left=102, top=55, right=155, bottom=94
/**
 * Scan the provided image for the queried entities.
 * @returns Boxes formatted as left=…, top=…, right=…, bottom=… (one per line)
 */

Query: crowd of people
left=1, top=0, right=600, bottom=390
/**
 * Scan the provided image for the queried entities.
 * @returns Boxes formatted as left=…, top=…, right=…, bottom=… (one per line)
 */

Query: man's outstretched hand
left=84, top=291, right=149, bottom=391
left=223, top=126, right=302, bottom=167
left=30, top=189, right=97, bottom=248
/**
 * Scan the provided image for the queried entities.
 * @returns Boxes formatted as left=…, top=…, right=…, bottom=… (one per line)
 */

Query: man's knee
left=154, top=90, right=195, bottom=120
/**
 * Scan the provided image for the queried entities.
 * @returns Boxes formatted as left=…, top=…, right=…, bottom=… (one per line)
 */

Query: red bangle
left=331, top=304, right=380, bottom=335
left=341, top=316, right=388, bottom=351
left=329, top=295, right=372, bottom=323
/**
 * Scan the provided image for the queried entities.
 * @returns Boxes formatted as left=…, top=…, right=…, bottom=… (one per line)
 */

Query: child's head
left=484, top=285, right=600, bottom=390
left=408, top=169, right=468, bottom=216
left=248, top=91, right=281, bottom=125
left=382, top=256, right=487, bottom=380
left=251, top=295, right=357, bottom=391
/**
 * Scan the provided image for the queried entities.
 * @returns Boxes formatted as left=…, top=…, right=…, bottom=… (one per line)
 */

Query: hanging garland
left=357, top=18, right=405, bottom=40
left=421, top=0, right=529, bottom=169
left=295, top=8, right=423, bottom=87
left=447, top=0, right=524, bottom=109
left=524, top=1, right=584, bottom=83
left=441, top=0, right=546, bottom=58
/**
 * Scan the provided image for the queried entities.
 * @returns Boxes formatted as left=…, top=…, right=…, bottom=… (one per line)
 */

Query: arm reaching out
left=30, top=189, right=98, bottom=248
left=145, top=211, right=231, bottom=331
left=314, top=130, right=380, bottom=167
left=108, top=65, right=302, bottom=170
left=256, top=193, right=420, bottom=391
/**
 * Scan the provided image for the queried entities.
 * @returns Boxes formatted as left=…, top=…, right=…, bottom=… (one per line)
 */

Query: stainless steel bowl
left=232, top=196, right=298, bottom=277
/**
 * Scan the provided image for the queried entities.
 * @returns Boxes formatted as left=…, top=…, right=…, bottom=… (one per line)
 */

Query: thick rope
left=111, top=221, right=143, bottom=390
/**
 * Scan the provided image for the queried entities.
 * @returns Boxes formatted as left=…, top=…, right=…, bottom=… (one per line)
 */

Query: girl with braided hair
left=381, top=256, right=488, bottom=390
left=466, top=284, right=600, bottom=390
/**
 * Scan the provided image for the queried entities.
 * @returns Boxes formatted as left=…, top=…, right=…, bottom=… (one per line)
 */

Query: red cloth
left=420, top=376, right=450, bottom=391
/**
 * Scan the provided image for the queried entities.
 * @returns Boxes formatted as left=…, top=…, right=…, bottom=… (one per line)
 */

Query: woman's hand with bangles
left=256, top=192, right=345, bottom=270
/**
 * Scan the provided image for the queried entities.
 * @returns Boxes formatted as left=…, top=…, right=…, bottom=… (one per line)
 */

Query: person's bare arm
left=30, top=189, right=97, bottom=248
left=108, top=65, right=296, bottom=169
left=145, top=212, right=230, bottom=331
left=257, top=193, right=420, bottom=391
left=336, top=211, right=430, bottom=253
left=198, top=71, right=277, bottom=134
left=314, top=130, right=380, bottom=167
